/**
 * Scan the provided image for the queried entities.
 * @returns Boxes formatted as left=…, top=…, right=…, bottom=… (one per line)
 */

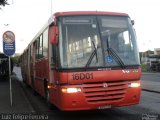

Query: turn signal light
left=47, top=85, right=52, bottom=89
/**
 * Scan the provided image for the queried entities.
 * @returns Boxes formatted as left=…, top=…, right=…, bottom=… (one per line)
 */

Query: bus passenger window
left=43, top=29, right=48, bottom=58
left=39, top=35, right=43, bottom=58
left=36, top=39, right=39, bottom=59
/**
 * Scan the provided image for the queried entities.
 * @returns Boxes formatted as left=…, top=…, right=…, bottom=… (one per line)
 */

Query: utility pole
left=51, top=0, right=52, bottom=15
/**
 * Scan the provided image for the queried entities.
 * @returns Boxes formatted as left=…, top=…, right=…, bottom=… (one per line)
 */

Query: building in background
left=140, top=48, right=160, bottom=71
left=154, top=48, right=160, bottom=55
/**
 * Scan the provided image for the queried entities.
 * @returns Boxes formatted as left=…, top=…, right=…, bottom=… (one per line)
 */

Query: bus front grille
left=83, top=81, right=128, bottom=103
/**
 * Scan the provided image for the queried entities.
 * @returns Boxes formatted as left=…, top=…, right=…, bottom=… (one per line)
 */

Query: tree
left=0, top=0, right=9, bottom=8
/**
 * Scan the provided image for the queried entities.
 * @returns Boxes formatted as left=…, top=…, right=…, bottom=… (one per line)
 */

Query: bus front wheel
left=46, top=90, right=57, bottom=110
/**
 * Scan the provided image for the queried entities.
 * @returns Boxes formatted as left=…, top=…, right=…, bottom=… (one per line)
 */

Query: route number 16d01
left=72, top=73, right=93, bottom=80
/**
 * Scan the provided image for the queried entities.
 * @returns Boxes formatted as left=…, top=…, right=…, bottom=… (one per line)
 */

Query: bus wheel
left=46, top=90, right=56, bottom=110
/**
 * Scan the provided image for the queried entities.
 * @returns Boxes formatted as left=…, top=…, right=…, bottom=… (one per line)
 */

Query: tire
left=46, top=90, right=54, bottom=110
left=46, top=90, right=57, bottom=110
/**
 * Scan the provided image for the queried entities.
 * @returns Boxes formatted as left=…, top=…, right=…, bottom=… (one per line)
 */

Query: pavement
left=0, top=67, right=34, bottom=113
left=0, top=67, right=159, bottom=113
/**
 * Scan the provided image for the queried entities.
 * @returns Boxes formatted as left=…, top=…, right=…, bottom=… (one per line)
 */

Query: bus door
left=34, top=35, right=47, bottom=96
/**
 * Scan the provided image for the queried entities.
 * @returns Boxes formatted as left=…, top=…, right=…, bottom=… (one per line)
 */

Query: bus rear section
left=21, top=11, right=141, bottom=111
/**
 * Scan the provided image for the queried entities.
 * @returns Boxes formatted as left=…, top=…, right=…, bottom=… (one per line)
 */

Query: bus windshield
left=58, top=15, right=140, bottom=69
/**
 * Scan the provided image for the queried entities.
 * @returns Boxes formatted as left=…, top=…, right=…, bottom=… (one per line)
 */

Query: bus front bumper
left=53, top=81, right=141, bottom=111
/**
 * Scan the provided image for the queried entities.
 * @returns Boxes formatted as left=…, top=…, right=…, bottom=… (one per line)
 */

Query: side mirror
left=50, top=26, right=58, bottom=44
left=131, top=20, right=135, bottom=25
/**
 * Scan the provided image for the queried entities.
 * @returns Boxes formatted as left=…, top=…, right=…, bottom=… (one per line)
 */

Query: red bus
left=21, top=11, right=141, bottom=111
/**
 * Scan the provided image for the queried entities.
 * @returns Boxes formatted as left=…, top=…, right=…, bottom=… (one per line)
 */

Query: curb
left=142, top=89, right=160, bottom=94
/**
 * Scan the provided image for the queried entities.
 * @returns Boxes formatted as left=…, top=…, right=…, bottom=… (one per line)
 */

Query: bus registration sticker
left=106, top=55, right=113, bottom=63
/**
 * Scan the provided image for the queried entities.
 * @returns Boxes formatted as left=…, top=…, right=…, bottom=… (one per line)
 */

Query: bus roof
left=54, top=11, right=129, bottom=17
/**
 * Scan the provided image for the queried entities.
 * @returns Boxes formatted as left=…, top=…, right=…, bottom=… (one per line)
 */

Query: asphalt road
left=141, top=72, right=160, bottom=82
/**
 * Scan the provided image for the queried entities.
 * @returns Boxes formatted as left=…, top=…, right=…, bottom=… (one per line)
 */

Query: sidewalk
left=0, top=73, right=34, bottom=113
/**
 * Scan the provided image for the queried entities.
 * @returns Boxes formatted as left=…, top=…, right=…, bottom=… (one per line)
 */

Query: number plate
left=98, top=105, right=112, bottom=109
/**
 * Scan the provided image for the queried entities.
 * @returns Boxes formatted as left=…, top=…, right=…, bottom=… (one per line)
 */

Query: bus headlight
left=61, top=88, right=82, bottom=93
left=128, top=82, right=140, bottom=88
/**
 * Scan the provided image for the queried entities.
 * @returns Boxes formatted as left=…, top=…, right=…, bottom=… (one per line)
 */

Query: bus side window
left=36, top=34, right=44, bottom=59
left=43, top=29, right=48, bottom=58
left=39, top=35, right=43, bottom=58
left=36, top=38, right=39, bottom=59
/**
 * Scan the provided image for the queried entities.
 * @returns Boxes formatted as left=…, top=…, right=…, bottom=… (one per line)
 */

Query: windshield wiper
left=85, top=41, right=98, bottom=69
left=105, top=33, right=125, bottom=68
left=107, top=48, right=125, bottom=68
